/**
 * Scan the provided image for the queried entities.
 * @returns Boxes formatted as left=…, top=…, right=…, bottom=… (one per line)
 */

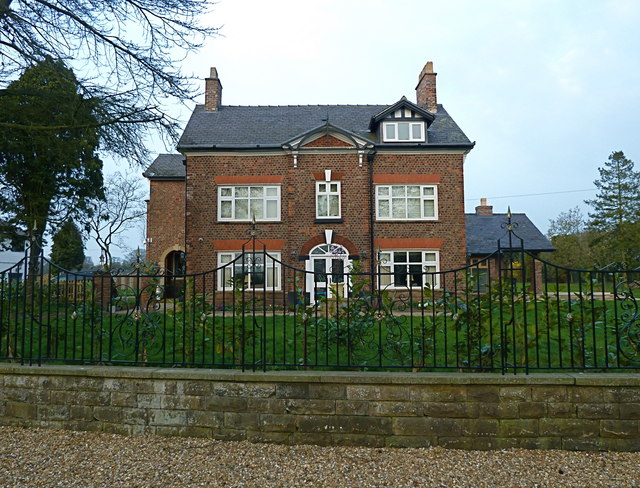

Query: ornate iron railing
left=1, top=235, right=638, bottom=373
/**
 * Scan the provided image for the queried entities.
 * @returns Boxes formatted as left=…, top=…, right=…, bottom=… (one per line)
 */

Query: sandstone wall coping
left=1, top=364, right=638, bottom=386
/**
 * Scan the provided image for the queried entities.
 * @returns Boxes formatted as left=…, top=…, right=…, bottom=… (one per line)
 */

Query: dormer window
left=382, top=121, right=425, bottom=142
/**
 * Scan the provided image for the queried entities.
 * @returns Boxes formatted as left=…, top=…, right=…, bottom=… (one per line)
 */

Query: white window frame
left=375, top=184, right=438, bottom=221
left=377, top=250, right=440, bottom=290
left=382, top=121, right=425, bottom=142
left=218, top=185, right=281, bottom=222
left=217, top=251, right=282, bottom=291
left=315, top=181, right=341, bottom=219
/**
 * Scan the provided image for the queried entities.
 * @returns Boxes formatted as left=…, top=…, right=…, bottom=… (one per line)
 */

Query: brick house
left=145, top=62, right=476, bottom=299
left=466, top=198, right=554, bottom=290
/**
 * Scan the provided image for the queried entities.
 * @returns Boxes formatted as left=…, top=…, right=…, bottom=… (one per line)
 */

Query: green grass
left=1, top=294, right=638, bottom=372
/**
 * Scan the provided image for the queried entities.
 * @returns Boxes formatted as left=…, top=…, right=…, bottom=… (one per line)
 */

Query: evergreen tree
left=50, top=220, right=85, bottom=271
left=0, top=59, right=104, bottom=277
left=586, top=151, right=640, bottom=229
left=1, top=0, right=217, bottom=166
left=586, top=151, right=640, bottom=266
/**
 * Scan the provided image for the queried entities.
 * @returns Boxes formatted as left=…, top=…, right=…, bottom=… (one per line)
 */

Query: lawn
left=2, top=289, right=638, bottom=373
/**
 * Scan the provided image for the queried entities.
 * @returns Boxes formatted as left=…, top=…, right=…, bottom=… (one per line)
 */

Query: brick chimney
left=204, top=67, right=222, bottom=111
left=415, top=61, right=437, bottom=113
left=475, top=198, right=493, bottom=215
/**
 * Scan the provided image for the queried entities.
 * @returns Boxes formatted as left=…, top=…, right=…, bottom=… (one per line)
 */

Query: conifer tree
left=0, top=59, right=104, bottom=277
left=0, top=0, right=217, bottom=165
left=586, top=151, right=640, bottom=266
left=50, top=220, right=85, bottom=271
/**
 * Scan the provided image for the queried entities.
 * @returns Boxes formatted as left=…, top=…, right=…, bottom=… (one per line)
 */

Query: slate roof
left=143, top=154, right=185, bottom=180
left=466, top=213, right=555, bottom=255
left=177, top=103, right=472, bottom=150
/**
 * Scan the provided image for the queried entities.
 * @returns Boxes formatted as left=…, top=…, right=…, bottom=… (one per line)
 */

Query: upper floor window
left=316, top=181, right=341, bottom=219
left=382, top=121, right=425, bottom=142
left=376, top=184, right=437, bottom=220
left=218, top=185, right=280, bottom=221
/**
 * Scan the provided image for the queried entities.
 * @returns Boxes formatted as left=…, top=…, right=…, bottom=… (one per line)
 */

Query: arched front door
left=164, top=250, right=185, bottom=299
left=306, top=244, right=350, bottom=303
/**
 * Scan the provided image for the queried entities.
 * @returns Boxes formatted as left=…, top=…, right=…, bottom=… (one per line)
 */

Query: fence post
left=93, top=270, right=113, bottom=311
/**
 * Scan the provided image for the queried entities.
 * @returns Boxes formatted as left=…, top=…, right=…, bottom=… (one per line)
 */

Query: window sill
left=376, top=219, right=439, bottom=222
left=217, top=220, right=281, bottom=223
left=381, top=139, right=427, bottom=143
left=379, top=286, right=441, bottom=291
left=314, top=218, right=343, bottom=224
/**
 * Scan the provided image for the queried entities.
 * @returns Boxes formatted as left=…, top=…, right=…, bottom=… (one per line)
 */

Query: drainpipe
left=367, top=150, right=377, bottom=292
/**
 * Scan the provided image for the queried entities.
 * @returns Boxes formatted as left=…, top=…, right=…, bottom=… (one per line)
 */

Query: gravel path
left=0, top=427, right=639, bottom=487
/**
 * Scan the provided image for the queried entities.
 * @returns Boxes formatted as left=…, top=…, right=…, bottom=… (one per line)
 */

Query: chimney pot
left=475, top=198, right=493, bottom=216
left=204, top=66, right=222, bottom=111
left=416, top=61, right=437, bottom=113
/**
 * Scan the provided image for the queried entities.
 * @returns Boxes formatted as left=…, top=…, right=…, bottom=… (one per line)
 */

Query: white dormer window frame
left=382, top=120, right=426, bottom=142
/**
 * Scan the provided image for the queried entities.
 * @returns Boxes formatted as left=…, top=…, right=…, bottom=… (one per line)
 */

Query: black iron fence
left=1, top=235, right=639, bottom=374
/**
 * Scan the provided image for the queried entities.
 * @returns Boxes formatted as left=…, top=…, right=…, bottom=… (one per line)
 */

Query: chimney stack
left=204, top=67, right=222, bottom=111
left=415, top=61, right=437, bottom=113
left=475, top=198, right=493, bottom=215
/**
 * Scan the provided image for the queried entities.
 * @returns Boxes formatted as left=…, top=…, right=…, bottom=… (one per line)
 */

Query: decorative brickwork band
left=375, top=238, right=443, bottom=249
left=214, top=175, right=284, bottom=185
left=373, top=174, right=441, bottom=184
left=212, top=239, right=286, bottom=251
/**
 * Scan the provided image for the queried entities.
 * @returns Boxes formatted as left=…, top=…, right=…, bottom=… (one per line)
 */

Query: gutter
left=177, top=142, right=476, bottom=152
left=143, top=176, right=186, bottom=181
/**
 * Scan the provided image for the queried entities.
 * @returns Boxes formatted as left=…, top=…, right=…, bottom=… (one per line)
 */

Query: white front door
left=306, top=244, right=350, bottom=303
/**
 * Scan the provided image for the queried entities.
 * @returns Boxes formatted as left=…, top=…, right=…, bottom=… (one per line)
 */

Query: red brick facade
left=182, top=150, right=466, bottom=274
left=146, top=179, right=185, bottom=269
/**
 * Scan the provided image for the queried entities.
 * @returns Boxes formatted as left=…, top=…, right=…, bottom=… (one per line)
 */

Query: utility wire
left=465, top=188, right=595, bottom=201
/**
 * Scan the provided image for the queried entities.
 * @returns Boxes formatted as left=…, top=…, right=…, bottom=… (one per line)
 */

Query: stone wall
left=1, top=365, right=638, bottom=451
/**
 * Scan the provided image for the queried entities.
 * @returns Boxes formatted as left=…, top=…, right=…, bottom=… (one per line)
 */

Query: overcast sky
left=106, top=0, right=640, bottom=259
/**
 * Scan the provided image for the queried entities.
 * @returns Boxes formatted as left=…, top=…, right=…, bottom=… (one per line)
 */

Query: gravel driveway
left=0, top=426, right=639, bottom=487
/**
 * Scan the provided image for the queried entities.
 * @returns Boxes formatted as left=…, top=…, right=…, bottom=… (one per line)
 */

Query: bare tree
left=0, top=0, right=217, bottom=165
left=84, top=172, right=146, bottom=270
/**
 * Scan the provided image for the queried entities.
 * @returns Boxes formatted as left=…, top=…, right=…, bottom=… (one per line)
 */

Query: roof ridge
left=195, top=103, right=391, bottom=109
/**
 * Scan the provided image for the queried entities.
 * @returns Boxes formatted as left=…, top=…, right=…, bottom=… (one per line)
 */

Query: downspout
left=367, top=150, right=377, bottom=291
left=182, top=155, right=188, bottom=273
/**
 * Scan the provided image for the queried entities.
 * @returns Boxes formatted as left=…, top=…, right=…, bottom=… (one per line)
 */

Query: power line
left=465, top=188, right=595, bottom=201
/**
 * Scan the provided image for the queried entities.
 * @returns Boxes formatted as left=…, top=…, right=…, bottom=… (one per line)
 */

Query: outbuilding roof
left=177, top=103, right=472, bottom=150
left=465, top=213, right=555, bottom=255
left=143, top=154, right=185, bottom=180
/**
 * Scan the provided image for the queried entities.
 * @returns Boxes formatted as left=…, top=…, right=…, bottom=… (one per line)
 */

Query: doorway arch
left=164, top=250, right=185, bottom=299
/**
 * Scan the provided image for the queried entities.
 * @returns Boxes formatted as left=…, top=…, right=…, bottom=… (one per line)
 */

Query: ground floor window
left=217, top=251, right=281, bottom=290
left=469, top=257, right=490, bottom=291
left=378, top=250, right=439, bottom=289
